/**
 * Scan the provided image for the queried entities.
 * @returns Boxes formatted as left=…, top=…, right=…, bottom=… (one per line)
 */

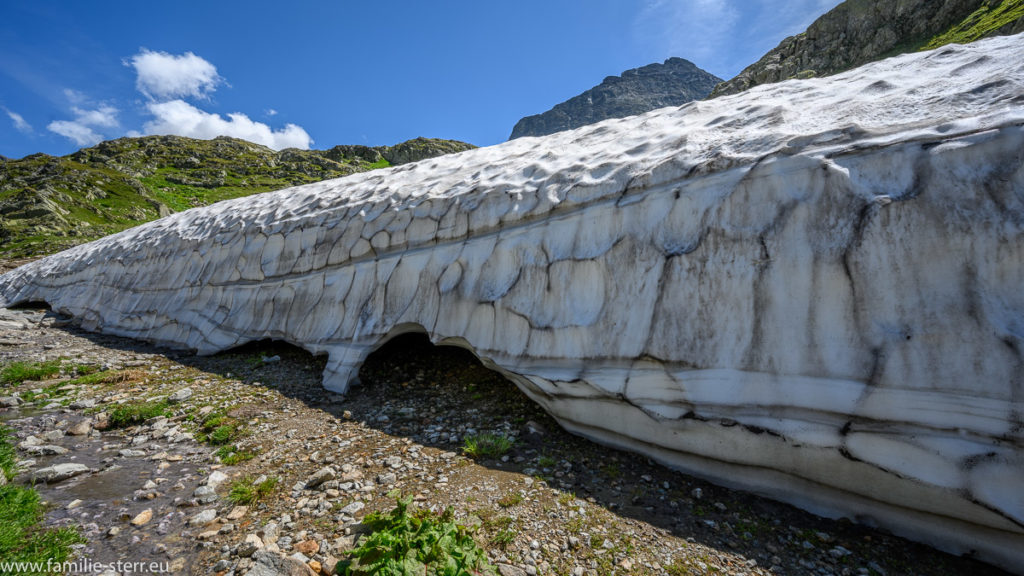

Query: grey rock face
left=510, top=57, right=721, bottom=139
left=711, top=0, right=1024, bottom=97
left=1, top=34, right=1023, bottom=572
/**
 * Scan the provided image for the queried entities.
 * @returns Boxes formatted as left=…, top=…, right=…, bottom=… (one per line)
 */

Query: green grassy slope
left=0, top=135, right=474, bottom=258
left=923, top=0, right=1024, bottom=49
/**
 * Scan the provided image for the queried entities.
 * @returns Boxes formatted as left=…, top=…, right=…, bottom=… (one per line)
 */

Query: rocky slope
left=509, top=58, right=721, bottom=139
left=711, top=0, right=1024, bottom=97
left=2, top=33, right=1022, bottom=572
left=0, top=135, right=474, bottom=258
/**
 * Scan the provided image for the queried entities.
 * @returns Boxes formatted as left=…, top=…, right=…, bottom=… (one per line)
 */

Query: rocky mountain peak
left=509, top=58, right=721, bottom=140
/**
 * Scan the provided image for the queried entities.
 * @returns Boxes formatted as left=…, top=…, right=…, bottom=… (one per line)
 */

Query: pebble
left=131, top=509, right=154, bottom=526
left=206, top=470, right=229, bottom=489
left=190, top=508, right=217, bottom=526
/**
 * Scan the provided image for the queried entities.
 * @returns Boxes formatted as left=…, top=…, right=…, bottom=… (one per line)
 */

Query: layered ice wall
left=3, top=34, right=1024, bottom=571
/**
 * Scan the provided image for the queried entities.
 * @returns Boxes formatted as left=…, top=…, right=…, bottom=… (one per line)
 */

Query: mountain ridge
left=711, top=0, right=1024, bottom=97
left=509, top=57, right=721, bottom=139
left=0, top=135, right=474, bottom=258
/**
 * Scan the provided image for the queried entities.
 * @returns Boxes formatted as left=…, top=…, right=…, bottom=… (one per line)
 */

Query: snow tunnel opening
left=6, top=300, right=51, bottom=311
left=353, top=332, right=555, bottom=450
left=216, top=338, right=327, bottom=373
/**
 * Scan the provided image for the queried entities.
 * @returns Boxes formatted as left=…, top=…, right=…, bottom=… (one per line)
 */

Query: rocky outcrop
left=2, top=34, right=1024, bottom=572
left=711, top=0, right=1024, bottom=97
left=510, top=58, right=720, bottom=139
left=379, top=137, right=476, bottom=165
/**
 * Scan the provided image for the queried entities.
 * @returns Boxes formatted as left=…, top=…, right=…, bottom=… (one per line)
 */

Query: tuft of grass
left=227, top=475, right=279, bottom=505
left=537, top=455, right=557, bottom=468
left=1, top=360, right=62, bottom=386
left=496, top=491, right=524, bottom=508
left=340, top=493, right=494, bottom=576
left=68, top=368, right=146, bottom=386
left=0, top=424, right=85, bottom=565
left=208, top=423, right=241, bottom=446
left=489, top=528, right=517, bottom=549
left=108, top=400, right=168, bottom=428
left=461, top=433, right=513, bottom=459
left=215, top=445, right=257, bottom=465
left=0, top=425, right=18, bottom=481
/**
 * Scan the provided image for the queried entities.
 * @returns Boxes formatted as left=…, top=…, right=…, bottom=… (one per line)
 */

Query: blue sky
left=0, top=0, right=840, bottom=158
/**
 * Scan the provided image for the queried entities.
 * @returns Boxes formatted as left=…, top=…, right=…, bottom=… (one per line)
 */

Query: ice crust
left=3, top=34, right=1024, bottom=570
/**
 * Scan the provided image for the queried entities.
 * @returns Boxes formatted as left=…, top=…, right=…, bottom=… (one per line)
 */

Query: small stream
left=3, top=407, right=214, bottom=575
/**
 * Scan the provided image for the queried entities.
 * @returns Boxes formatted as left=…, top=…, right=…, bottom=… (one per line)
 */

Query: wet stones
left=31, top=462, right=91, bottom=483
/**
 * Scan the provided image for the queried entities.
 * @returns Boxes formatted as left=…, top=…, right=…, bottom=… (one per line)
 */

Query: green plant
left=108, top=400, right=169, bottom=428
left=461, top=433, right=513, bottom=459
left=340, top=494, right=494, bottom=576
left=1, top=360, right=62, bottom=385
left=489, top=528, right=516, bottom=549
left=67, top=368, right=145, bottom=386
left=0, top=425, right=18, bottom=481
left=496, top=491, right=523, bottom=508
left=227, top=476, right=279, bottom=505
left=537, top=455, right=557, bottom=468
left=208, top=423, right=241, bottom=445
left=601, top=461, right=621, bottom=479
left=216, top=445, right=257, bottom=465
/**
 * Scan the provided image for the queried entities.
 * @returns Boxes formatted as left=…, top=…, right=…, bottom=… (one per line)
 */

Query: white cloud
left=47, top=120, right=101, bottom=146
left=128, top=49, right=222, bottom=101
left=3, top=107, right=32, bottom=133
left=142, top=100, right=312, bottom=150
left=63, top=88, right=86, bottom=104
left=47, top=104, right=119, bottom=146
left=265, top=108, right=278, bottom=116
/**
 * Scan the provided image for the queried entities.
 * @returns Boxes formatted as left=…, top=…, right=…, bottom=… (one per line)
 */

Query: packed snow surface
left=3, top=33, right=1024, bottom=571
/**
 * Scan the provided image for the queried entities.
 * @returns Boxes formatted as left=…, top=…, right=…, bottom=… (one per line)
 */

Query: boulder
left=2, top=33, right=1023, bottom=572
left=31, top=463, right=90, bottom=483
left=167, top=387, right=192, bottom=403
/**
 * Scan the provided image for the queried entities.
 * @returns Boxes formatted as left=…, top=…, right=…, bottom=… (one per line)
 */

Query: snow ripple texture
left=3, top=34, right=1024, bottom=571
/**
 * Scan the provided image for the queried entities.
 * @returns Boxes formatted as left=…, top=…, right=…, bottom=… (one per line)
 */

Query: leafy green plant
left=227, top=476, right=279, bottom=505
left=340, top=494, right=494, bottom=576
left=1, top=360, right=62, bottom=385
left=108, top=399, right=168, bottom=428
left=461, top=433, right=513, bottom=459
